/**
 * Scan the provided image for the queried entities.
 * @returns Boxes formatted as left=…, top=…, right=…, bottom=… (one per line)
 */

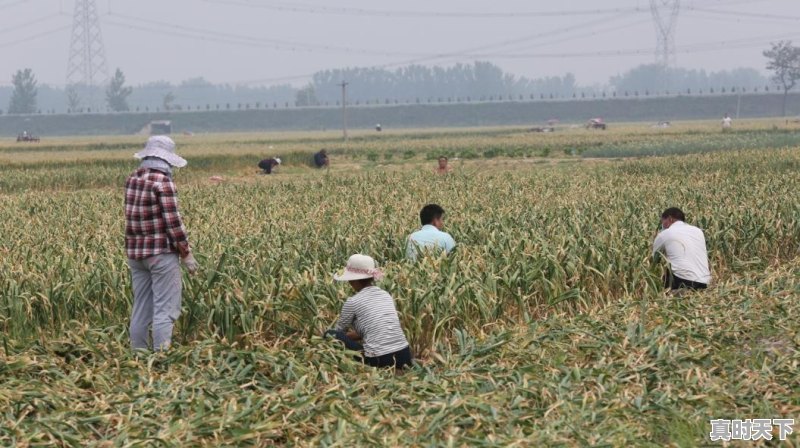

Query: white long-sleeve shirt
left=653, top=221, right=712, bottom=284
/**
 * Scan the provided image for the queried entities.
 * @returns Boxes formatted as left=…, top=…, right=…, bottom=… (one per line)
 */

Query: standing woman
left=326, top=254, right=413, bottom=369
left=125, top=136, right=199, bottom=351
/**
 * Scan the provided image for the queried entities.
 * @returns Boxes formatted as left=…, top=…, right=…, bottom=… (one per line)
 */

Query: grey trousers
left=128, top=253, right=182, bottom=351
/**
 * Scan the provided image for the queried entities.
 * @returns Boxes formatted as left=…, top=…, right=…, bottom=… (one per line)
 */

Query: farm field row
left=0, top=127, right=798, bottom=445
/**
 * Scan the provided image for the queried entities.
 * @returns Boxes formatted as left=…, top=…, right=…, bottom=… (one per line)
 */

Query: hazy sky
left=1, top=0, right=799, bottom=87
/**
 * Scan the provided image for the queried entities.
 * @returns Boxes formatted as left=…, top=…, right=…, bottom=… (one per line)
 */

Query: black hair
left=420, top=204, right=445, bottom=226
left=351, top=278, right=375, bottom=287
left=661, top=207, right=685, bottom=221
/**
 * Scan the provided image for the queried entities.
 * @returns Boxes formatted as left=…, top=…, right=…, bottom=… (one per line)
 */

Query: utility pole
left=736, top=89, right=742, bottom=119
left=339, top=81, right=349, bottom=141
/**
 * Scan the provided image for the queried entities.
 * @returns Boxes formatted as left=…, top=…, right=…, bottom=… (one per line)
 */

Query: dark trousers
left=324, top=330, right=413, bottom=369
left=664, top=272, right=707, bottom=291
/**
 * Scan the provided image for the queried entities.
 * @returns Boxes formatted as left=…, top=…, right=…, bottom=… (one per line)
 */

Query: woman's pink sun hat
left=334, top=254, right=384, bottom=281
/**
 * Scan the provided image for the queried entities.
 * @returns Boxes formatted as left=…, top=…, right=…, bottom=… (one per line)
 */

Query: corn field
left=1, top=123, right=799, bottom=445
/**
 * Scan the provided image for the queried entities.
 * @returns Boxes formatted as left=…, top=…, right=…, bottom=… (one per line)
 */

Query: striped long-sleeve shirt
left=124, top=168, right=190, bottom=260
left=335, top=286, right=409, bottom=358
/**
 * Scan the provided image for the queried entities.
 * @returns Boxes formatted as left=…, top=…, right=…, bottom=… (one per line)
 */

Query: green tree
left=295, top=83, right=318, bottom=107
left=162, top=91, right=176, bottom=111
left=66, top=86, right=81, bottom=112
left=106, top=68, right=133, bottom=112
left=764, top=41, right=800, bottom=116
left=8, top=68, right=38, bottom=114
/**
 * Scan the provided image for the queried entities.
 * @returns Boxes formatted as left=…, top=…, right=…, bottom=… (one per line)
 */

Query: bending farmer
left=653, top=207, right=711, bottom=291
left=325, top=254, right=413, bottom=369
left=125, top=136, right=199, bottom=351
left=258, top=157, right=281, bottom=174
left=313, top=149, right=329, bottom=168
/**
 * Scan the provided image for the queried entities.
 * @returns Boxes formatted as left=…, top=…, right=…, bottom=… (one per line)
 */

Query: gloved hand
left=181, top=253, right=199, bottom=274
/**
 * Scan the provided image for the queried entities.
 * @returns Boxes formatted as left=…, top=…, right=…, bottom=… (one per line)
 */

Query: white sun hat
left=334, top=254, right=384, bottom=281
left=134, top=136, right=187, bottom=168
left=275, top=158, right=282, bottom=165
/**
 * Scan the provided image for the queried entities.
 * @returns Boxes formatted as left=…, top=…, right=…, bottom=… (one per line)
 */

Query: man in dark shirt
left=258, top=157, right=281, bottom=174
left=313, top=149, right=329, bottom=168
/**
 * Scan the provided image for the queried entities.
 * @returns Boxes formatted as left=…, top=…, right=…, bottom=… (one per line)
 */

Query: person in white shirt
left=722, top=113, right=732, bottom=131
left=406, top=204, right=457, bottom=260
left=653, top=207, right=712, bottom=291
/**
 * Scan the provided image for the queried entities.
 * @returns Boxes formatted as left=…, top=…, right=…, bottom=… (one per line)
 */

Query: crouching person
left=653, top=207, right=711, bottom=291
left=325, top=254, right=413, bottom=369
left=126, top=136, right=199, bottom=351
left=258, top=157, right=281, bottom=175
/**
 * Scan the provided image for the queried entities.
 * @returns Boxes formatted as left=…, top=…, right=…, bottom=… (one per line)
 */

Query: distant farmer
left=125, top=136, right=199, bottom=351
left=722, top=113, right=733, bottom=131
left=325, top=254, right=413, bottom=369
left=375, top=123, right=382, bottom=132
left=435, top=156, right=452, bottom=175
left=653, top=207, right=711, bottom=291
left=313, top=149, right=329, bottom=168
left=258, top=157, right=281, bottom=174
left=407, top=204, right=457, bottom=260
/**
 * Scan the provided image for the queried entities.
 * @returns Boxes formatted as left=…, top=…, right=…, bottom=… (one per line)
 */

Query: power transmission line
left=686, top=6, right=800, bottom=21
left=230, top=14, right=636, bottom=85
left=477, top=31, right=800, bottom=58
left=230, top=31, right=799, bottom=86
left=104, top=13, right=423, bottom=57
left=0, top=0, right=37, bottom=11
left=0, top=13, right=64, bottom=35
left=356, top=14, right=638, bottom=70
left=499, top=18, right=652, bottom=53
left=0, top=24, right=71, bottom=49
left=681, top=10, right=800, bottom=26
left=102, top=11, right=638, bottom=64
left=688, top=0, right=780, bottom=6
left=198, top=0, right=649, bottom=19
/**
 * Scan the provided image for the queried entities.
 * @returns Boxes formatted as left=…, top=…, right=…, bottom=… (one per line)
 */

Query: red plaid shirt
left=125, top=168, right=191, bottom=260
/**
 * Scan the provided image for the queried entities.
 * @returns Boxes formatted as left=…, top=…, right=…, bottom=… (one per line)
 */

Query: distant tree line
left=306, top=62, right=579, bottom=105
left=609, top=65, right=768, bottom=96
left=3, top=45, right=800, bottom=116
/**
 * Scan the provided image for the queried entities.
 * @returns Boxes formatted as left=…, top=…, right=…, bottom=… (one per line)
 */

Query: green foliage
left=764, top=41, right=800, bottom=116
left=483, top=147, right=501, bottom=158
left=66, top=86, right=81, bottom=112
left=8, top=68, right=37, bottom=114
left=105, top=68, right=133, bottom=112
left=0, top=129, right=798, bottom=445
left=162, top=91, right=176, bottom=111
left=3, top=94, right=800, bottom=136
left=294, top=83, right=318, bottom=107
left=581, top=129, right=800, bottom=157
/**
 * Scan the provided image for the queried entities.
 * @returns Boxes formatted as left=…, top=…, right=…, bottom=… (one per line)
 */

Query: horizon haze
left=1, top=0, right=799, bottom=88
